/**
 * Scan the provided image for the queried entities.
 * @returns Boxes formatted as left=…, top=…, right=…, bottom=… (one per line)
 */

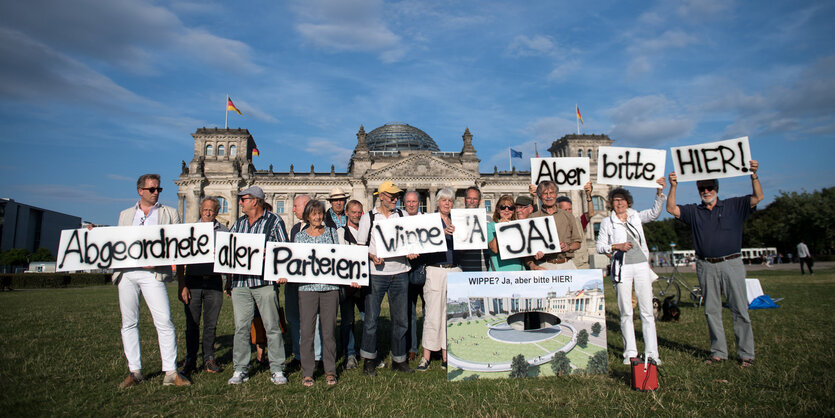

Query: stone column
left=178, top=194, right=185, bottom=222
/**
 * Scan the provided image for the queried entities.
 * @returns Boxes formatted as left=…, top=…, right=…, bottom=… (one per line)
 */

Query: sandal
left=740, top=358, right=755, bottom=368
left=302, top=376, right=314, bottom=387
left=325, top=373, right=337, bottom=386
left=704, top=357, right=725, bottom=365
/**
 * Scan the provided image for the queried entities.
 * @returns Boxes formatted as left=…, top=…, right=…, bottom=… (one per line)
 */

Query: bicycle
left=652, top=257, right=702, bottom=306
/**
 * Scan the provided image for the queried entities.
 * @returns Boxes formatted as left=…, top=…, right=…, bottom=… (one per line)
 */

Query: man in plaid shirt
left=226, top=186, right=290, bottom=385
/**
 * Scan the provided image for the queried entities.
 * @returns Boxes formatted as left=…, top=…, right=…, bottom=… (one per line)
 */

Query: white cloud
left=632, top=30, right=699, bottom=52
left=548, top=60, right=580, bottom=81
left=506, top=35, right=558, bottom=57
left=291, top=0, right=401, bottom=60
left=676, top=0, right=732, bottom=20
left=608, top=95, right=695, bottom=146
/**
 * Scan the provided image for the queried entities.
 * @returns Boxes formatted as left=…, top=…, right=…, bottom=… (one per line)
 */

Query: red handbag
left=630, top=357, right=658, bottom=391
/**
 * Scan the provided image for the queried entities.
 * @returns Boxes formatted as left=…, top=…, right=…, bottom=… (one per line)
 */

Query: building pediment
left=364, top=154, right=477, bottom=181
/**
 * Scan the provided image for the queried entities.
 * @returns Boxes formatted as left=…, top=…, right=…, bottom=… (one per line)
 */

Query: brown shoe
left=118, top=373, right=142, bottom=389
left=163, top=372, right=192, bottom=386
left=408, top=352, right=416, bottom=362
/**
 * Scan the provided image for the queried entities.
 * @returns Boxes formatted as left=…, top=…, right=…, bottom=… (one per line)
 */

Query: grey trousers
left=696, top=258, right=755, bottom=360
left=231, top=285, right=286, bottom=373
left=299, top=290, right=339, bottom=377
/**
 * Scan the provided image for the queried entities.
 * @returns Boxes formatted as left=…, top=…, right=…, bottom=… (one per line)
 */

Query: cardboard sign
left=445, top=269, right=607, bottom=381
left=56, top=223, right=215, bottom=271
left=494, top=216, right=561, bottom=260
left=451, top=209, right=488, bottom=250
left=671, top=136, right=753, bottom=182
left=213, top=231, right=266, bottom=276
left=530, top=157, right=590, bottom=190
left=264, top=242, right=370, bottom=286
left=372, top=213, right=447, bottom=258
left=597, top=146, right=666, bottom=188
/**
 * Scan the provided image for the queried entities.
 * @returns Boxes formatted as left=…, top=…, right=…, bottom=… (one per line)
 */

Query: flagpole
left=576, top=104, right=580, bottom=135
left=508, top=148, right=512, bottom=171
left=225, top=94, right=229, bottom=129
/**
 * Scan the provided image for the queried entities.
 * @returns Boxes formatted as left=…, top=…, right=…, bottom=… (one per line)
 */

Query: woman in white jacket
left=596, top=177, right=666, bottom=365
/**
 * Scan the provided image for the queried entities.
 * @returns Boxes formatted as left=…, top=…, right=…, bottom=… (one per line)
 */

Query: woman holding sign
left=486, top=195, right=524, bottom=271
left=596, top=178, right=666, bottom=365
left=286, top=200, right=358, bottom=386
left=416, top=188, right=461, bottom=371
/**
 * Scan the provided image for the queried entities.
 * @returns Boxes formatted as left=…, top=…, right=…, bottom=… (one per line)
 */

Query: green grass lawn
left=1, top=269, right=833, bottom=415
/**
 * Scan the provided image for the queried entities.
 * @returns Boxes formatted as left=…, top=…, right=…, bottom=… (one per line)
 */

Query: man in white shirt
left=402, top=190, right=426, bottom=361
left=796, top=240, right=813, bottom=275
left=356, top=181, right=415, bottom=375
left=114, top=174, right=190, bottom=388
left=338, top=199, right=364, bottom=369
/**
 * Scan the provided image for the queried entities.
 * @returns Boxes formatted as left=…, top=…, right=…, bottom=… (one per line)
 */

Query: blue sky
left=1, top=0, right=833, bottom=225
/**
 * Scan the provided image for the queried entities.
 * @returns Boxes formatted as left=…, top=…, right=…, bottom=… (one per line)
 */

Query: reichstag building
left=174, top=123, right=614, bottom=256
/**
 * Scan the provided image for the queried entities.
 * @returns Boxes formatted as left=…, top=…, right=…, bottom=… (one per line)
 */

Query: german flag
left=227, top=97, right=242, bottom=115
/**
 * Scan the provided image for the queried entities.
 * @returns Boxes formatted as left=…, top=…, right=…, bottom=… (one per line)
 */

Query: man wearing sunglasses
left=114, top=174, right=189, bottom=388
left=667, top=160, right=763, bottom=368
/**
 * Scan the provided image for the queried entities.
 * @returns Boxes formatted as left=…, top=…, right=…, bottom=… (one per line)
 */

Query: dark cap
left=514, top=195, right=534, bottom=206
left=696, top=179, right=719, bottom=190
left=556, top=196, right=572, bottom=205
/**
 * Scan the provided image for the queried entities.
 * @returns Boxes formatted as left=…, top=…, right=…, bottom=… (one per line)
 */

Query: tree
left=550, top=352, right=571, bottom=376
left=577, top=329, right=589, bottom=348
left=0, top=248, right=30, bottom=267
left=30, top=248, right=54, bottom=262
left=586, top=350, right=608, bottom=374
left=509, top=354, right=528, bottom=378
left=591, top=322, right=602, bottom=336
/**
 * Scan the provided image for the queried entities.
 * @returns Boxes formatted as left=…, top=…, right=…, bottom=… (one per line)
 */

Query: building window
left=587, top=149, right=592, bottom=159
left=218, top=197, right=229, bottom=214
left=275, top=201, right=284, bottom=214
left=230, top=145, right=237, bottom=157
left=592, top=196, right=606, bottom=212
left=206, top=144, right=214, bottom=156
left=593, top=222, right=601, bottom=240
left=577, top=149, right=583, bottom=157
left=484, top=199, right=492, bottom=213
left=218, top=145, right=225, bottom=156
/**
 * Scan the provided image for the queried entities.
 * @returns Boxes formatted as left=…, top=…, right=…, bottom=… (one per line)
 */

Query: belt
left=432, top=264, right=459, bottom=269
left=543, top=257, right=570, bottom=265
left=699, top=253, right=741, bottom=263
left=185, top=274, right=221, bottom=280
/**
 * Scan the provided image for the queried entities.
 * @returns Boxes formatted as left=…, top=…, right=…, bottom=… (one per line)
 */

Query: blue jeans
left=360, top=272, right=409, bottom=363
left=284, top=283, right=322, bottom=361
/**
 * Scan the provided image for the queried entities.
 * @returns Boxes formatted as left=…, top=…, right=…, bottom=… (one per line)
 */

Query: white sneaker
left=622, top=358, right=631, bottom=365
left=271, top=371, right=288, bottom=385
left=228, top=370, right=249, bottom=385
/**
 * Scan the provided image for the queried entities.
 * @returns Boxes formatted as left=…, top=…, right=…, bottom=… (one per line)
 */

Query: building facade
left=0, top=198, right=82, bottom=256
left=174, top=124, right=616, bottom=261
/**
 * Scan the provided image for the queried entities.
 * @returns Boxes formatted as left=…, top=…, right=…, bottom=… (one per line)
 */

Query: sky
left=1, top=0, right=833, bottom=226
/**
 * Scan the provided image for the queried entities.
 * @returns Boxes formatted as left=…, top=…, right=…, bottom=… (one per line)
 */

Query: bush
left=550, top=352, right=571, bottom=376
left=577, top=329, right=589, bottom=348
left=586, top=350, right=608, bottom=374
left=0, top=273, right=112, bottom=289
left=591, top=322, right=602, bottom=336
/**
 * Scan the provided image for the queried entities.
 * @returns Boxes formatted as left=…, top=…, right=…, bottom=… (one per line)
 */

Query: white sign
left=56, top=223, right=215, bottom=272
left=372, top=213, right=447, bottom=258
left=530, top=157, right=590, bottom=190
left=264, top=242, right=370, bottom=286
left=671, top=136, right=753, bottom=182
left=213, top=231, right=266, bottom=276
left=597, top=146, right=666, bottom=188
left=450, top=209, right=488, bottom=250
left=494, top=216, right=561, bottom=260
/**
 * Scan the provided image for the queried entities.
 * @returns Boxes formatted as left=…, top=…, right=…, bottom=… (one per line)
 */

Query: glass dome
left=365, top=123, right=440, bottom=151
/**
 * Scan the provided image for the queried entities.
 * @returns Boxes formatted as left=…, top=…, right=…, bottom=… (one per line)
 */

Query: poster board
left=530, top=157, right=590, bottom=190
left=451, top=209, right=489, bottom=250
left=264, top=242, right=370, bottom=286
left=597, top=146, right=666, bottom=188
left=445, top=269, right=608, bottom=381
left=372, top=213, right=447, bottom=258
left=671, top=136, right=753, bottom=182
left=56, top=223, right=214, bottom=271
left=213, top=231, right=266, bottom=276
left=494, top=216, right=561, bottom=260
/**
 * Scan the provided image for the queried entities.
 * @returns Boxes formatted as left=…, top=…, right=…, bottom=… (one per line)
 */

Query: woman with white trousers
left=596, top=177, right=666, bottom=365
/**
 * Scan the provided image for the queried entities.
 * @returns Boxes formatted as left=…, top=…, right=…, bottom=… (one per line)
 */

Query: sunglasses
left=141, top=187, right=163, bottom=193
left=239, top=196, right=254, bottom=202
left=499, top=205, right=516, bottom=211
left=698, top=186, right=716, bottom=192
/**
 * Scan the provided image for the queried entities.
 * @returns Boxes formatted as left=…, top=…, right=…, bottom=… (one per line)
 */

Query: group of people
left=112, top=160, right=765, bottom=388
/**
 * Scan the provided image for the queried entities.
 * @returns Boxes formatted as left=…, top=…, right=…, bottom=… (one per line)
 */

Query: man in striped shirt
left=227, top=186, right=290, bottom=385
